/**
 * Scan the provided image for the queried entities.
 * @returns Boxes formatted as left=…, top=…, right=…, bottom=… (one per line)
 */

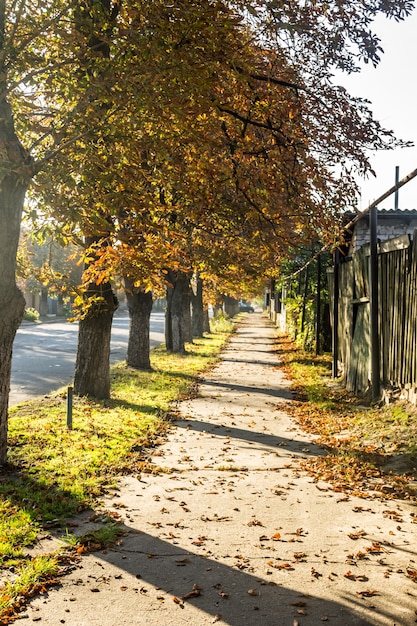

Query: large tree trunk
left=0, top=288, right=26, bottom=465
left=125, top=279, right=153, bottom=370
left=191, top=273, right=204, bottom=338
left=73, top=256, right=118, bottom=399
left=224, top=295, right=239, bottom=317
left=0, top=100, right=33, bottom=465
left=182, top=278, right=193, bottom=343
left=165, top=270, right=190, bottom=353
left=73, top=283, right=118, bottom=398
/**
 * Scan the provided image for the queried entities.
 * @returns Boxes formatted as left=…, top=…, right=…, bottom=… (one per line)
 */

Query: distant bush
left=23, top=308, right=40, bottom=322
left=210, top=311, right=233, bottom=333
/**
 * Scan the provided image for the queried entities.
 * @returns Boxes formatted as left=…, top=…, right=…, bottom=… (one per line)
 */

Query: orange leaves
left=344, top=571, right=369, bottom=582
left=173, top=584, right=202, bottom=607
left=406, top=567, right=417, bottom=583
left=348, top=530, right=366, bottom=540
left=191, top=536, right=208, bottom=546
left=267, top=561, right=294, bottom=570
left=356, top=589, right=380, bottom=598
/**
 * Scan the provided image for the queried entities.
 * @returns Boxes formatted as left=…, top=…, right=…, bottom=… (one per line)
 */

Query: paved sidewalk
left=16, top=314, right=417, bottom=625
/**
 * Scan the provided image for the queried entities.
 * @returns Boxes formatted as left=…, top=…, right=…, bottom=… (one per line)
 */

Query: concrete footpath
left=15, top=314, right=417, bottom=625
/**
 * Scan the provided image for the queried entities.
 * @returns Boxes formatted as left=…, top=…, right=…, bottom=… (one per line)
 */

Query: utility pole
left=395, top=166, right=400, bottom=210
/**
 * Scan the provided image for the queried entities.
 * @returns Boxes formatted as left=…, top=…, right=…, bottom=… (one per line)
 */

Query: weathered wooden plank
left=399, top=249, right=407, bottom=385
left=338, top=261, right=354, bottom=380
left=409, top=235, right=416, bottom=383
left=379, top=252, right=388, bottom=385
left=379, top=234, right=410, bottom=254
left=347, top=304, right=370, bottom=392
left=402, top=247, right=412, bottom=385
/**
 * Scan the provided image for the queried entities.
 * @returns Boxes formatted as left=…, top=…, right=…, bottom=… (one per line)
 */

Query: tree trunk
left=182, top=278, right=192, bottom=344
left=39, top=286, right=48, bottom=317
left=0, top=99, right=33, bottom=465
left=165, top=285, right=173, bottom=351
left=224, top=295, right=239, bottom=317
left=203, top=307, right=211, bottom=334
left=0, top=288, right=26, bottom=465
left=125, top=278, right=153, bottom=370
left=73, top=279, right=118, bottom=399
left=165, top=270, right=190, bottom=353
left=192, top=274, right=204, bottom=338
left=57, top=293, right=65, bottom=316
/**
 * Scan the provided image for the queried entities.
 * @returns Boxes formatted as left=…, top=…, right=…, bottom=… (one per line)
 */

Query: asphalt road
left=10, top=312, right=165, bottom=406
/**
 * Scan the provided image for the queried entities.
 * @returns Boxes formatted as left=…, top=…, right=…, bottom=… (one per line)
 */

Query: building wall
left=351, top=216, right=417, bottom=253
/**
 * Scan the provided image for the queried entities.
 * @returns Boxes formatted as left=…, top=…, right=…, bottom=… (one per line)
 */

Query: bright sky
left=337, top=8, right=417, bottom=211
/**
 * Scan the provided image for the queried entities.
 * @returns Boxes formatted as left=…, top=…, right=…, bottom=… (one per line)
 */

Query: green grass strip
left=0, top=319, right=234, bottom=621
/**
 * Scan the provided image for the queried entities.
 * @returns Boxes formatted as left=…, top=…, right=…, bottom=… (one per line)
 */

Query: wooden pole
left=67, top=386, right=73, bottom=429
left=332, top=249, right=340, bottom=378
left=394, top=166, right=400, bottom=210
left=369, top=206, right=381, bottom=402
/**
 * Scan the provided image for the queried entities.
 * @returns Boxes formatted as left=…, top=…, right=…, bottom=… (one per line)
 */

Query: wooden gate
left=328, top=232, right=417, bottom=401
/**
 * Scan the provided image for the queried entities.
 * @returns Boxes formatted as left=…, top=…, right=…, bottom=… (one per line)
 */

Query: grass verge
left=276, top=334, right=417, bottom=502
left=0, top=318, right=235, bottom=622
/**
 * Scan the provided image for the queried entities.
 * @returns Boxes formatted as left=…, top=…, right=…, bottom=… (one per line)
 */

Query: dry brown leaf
left=356, top=589, right=379, bottom=597
left=182, top=589, right=201, bottom=600
left=348, top=530, right=366, bottom=540
left=406, top=567, right=417, bottom=582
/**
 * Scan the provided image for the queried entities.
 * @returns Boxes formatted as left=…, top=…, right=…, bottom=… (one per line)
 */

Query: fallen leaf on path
left=182, top=589, right=201, bottom=600
left=267, top=561, right=294, bottom=570
left=356, top=589, right=379, bottom=597
left=366, top=542, right=384, bottom=554
left=348, top=530, right=366, bottom=540
left=344, top=572, right=369, bottom=582
left=406, top=567, right=417, bottom=582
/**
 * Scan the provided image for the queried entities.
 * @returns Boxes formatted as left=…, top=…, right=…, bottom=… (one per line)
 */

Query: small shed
left=346, top=209, right=417, bottom=255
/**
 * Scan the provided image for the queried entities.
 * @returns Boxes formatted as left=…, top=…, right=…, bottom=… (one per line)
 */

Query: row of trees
left=0, top=0, right=414, bottom=464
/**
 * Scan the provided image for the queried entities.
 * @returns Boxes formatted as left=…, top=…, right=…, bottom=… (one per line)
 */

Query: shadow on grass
left=0, top=464, right=86, bottom=525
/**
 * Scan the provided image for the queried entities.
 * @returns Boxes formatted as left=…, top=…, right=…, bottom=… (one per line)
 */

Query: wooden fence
left=328, top=231, right=417, bottom=403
